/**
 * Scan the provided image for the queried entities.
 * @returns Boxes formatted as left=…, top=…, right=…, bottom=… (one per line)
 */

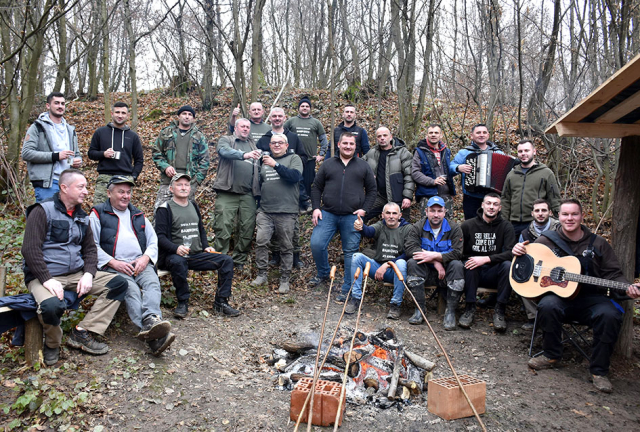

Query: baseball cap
left=107, top=175, right=135, bottom=188
left=427, top=196, right=446, bottom=208
left=171, top=173, right=192, bottom=184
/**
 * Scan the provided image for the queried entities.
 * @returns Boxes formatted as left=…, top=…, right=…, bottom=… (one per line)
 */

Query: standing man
left=412, top=124, right=456, bottom=217
left=501, top=139, right=561, bottom=238
left=349, top=202, right=412, bottom=319
left=228, top=102, right=271, bottom=142
left=152, top=105, right=210, bottom=210
left=309, top=132, right=377, bottom=301
left=22, top=92, right=81, bottom=202
left=21, top=169, right=128, bottom=366
left=362, top=127, right=414, bottom=222
left=250, top=134, right=303, bottom=293
left=89, top=176, right=175, bottom=357
left=88, top=102, right=144, bottom=204
left=513, top=199, right=640, bottom=393
left=404, top=196, right=465, bottom=328
left=459, top=193, right=516, bottom=331
left=450, top=124, right=505, bottom=219
left=212, top=118, right=262, bottom=269
left=284, top=96, right=328, bottom=197
left=156, top=173, right=239, bottom=318
left=324, top=105, right=370, bottom=158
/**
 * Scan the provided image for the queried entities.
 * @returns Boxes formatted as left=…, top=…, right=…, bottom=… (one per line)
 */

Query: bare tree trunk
left=250, top=0, right=266, bottom=101
left=53, top=0, right=68, bottom=94
left=87, top=0, right=100, bottom=100
left=202, top=0, right=215, bottom=111
left=123, top=0, right=138, bottom=129
left=101, top=0, right=110, bottom=121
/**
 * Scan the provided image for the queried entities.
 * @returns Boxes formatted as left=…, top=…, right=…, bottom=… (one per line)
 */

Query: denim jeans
left=34, top=179, right=59, bottom=203
left=310, top=210, right=361, bottom=293
left=351, top=253, right=406, bottom=305
left=106, top=266, right=162, bottom=329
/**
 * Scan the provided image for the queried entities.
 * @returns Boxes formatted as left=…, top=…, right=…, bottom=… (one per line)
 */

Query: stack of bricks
left=290, top=377, right=346, bottom=427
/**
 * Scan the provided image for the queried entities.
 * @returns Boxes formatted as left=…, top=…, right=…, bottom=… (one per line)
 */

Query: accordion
left=464, top=152, right=517, bottom=194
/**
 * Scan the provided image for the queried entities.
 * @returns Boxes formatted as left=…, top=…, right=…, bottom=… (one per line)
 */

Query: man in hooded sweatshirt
left=459, top=193, right=516, bottom=332
left=22, top=92, right=82, bottom=202
left=412, top=124, right=456, bottom=218
left=88, top=102, right=144, bottom=204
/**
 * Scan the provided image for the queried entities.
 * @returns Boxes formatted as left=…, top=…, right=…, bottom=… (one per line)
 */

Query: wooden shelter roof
left=546, top=53, right=640, bottom=138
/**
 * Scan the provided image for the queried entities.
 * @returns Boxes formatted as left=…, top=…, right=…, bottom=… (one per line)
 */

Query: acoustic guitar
left=509, top=243, right=630, bottom=299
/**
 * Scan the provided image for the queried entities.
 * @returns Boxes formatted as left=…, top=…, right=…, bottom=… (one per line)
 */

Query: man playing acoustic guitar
left=512, top=198, right=640, bottom=393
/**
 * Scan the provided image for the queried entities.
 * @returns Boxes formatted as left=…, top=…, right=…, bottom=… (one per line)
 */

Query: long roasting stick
left=305, top=265, right=337, bottom=432
left=293, top=267, right=362, bottom=432
left=333, top=262, right=371, bottom=431
left=387, top=261, right=487, bottom=432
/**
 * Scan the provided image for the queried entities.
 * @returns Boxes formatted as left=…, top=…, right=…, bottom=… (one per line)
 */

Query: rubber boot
left=407, top=277, right=426, bottom=325
left=292, top=252, right=304, bottom=269
left=443, top=289, right=462, bottom=330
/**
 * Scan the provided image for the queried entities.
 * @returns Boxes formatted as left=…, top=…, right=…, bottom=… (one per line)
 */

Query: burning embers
left=270, top=327, right=436, bottom=409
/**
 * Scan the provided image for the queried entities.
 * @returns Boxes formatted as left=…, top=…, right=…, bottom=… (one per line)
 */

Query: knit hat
left=298, top=96, right=311, bottom=108
left=177, top=105, right=196, bottom=117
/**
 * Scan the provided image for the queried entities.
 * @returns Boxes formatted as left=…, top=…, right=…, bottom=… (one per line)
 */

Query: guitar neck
left=564, top=272, right=629, bottom=293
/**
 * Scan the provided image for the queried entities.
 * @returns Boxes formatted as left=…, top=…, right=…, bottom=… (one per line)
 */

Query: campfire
left=269, top=327, right=436, bottom=408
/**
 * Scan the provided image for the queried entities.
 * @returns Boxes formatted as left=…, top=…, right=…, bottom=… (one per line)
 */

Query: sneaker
left=458, top=304, right=476, bottom=329
left=334, top=292, right=349, bottom=304
left=528, top=355, right=559, bottom=370
left=43, top=345, right=59, bottom=366
left=148, top=332, right=176, bottom=357
left=174, top=301, right=189, bottom=319
left=278, top=280, right=290, bottom=294
left=67, top=328, right=109, bottom=355
left=251, top=273, right=268, bottom=287
left=345, top=297, right=359, bottom=314
left=214, top=299, right=241, bottom=317
left=591, top=374, right=613, bottom=393
left=309, top=275, right=330, bottom=289
left=137, top=315, right=171, bottom=341
left=387, top=304, right=401, bottom=320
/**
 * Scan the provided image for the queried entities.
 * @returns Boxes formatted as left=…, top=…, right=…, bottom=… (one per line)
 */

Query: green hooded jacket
left=501, top=162, right=560, bottom=223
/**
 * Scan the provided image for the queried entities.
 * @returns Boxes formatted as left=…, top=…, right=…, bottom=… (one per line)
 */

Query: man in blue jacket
left=450, top=124, right=505, bottom=219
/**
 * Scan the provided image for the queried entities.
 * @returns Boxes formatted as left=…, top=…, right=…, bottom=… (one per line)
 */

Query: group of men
left=17, top=92, right=640, bottom=393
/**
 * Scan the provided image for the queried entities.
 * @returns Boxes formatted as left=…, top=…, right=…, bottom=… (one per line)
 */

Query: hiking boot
left=528, top=355, right=559, bottom=370
left=268, top=253, right=281, bottom=267
left=148, top=332, right=176, bottom=357
left=43, top=345, right=59, bottom=366
left=292, top=252, right=304, bottom=269
left=493, top=303, right=507, bottom=333
left=173, top=301, right=189, bottom=319
left=137, top=315, right=171, bottom=341
left=521, top=319, right=535, bottom=331
left=251, top=272, right=268, bottom=287
left=214, top=298, right=241, bottom=317
left=477, top=292, right=497, bottom=309
left=387, top=304, right=401, bottom=320
left=309, top=275, right=330, bottom=290
left=67, top=328, right=109, bottom=355
left=334, top=292, right=349, bottom=304
left=345, top=297, right=360, bottom=315
left=443, top=290, right=462, bottom=330
left=591, top=374, right=613, bottom=393
left=278, top=279, right=290, bottom=294
left=458, top=303, right=476, bottom=329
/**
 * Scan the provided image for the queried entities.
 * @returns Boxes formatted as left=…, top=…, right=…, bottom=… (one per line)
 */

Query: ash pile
left=269, top=327, right=436, bottom=409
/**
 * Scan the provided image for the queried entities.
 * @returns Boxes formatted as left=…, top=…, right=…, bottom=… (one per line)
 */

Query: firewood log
left=405, top=350, right=436, bottom=371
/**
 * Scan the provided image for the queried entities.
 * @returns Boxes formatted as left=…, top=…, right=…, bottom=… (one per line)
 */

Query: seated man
left=513, top=199, right=640, bottom=393
left=156, top=173, right=240, bottom=318
left=250, top=133, right=303, bottom=293
left=89, top=176, right=175, bottom=356
left=404, top=196, right=464, bottom=328
left=21, top=169, right=128, bottom=366
left=349, top=202, right=412, bottom=319
left=459, top=193, right=515, bottom=331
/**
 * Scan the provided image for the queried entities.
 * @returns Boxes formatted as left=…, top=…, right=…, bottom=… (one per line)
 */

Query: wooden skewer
left=386, top=261, right=487, bottom=432
left=305, top=265, right=337, bottom=432
left=333, top=261, right=371, bottom=431
left=293, top=267, right=361, bottom=432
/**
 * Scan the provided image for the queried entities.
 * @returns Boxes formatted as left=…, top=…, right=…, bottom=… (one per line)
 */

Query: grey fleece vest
left=25, top=200, right=88, bottom=281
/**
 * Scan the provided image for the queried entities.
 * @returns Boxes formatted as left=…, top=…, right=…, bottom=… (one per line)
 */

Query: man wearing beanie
left=152, top=105, right=210, bottom=210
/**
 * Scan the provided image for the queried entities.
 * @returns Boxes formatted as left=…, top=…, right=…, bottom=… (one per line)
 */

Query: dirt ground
left=3, top=270, right=639, bottom=432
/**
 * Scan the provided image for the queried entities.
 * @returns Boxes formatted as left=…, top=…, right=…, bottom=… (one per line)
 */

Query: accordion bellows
left=464, top=152, right=517, bottom=194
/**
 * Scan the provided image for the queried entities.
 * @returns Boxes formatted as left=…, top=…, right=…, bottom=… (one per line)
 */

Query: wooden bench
left=0, top=267, right=43, bottom=366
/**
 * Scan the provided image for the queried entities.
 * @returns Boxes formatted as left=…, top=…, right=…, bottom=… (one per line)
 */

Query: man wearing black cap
left=156, top=173, right=239, bottom=318
left=152, top=105, right=210, bottom=210
left=89, top=176, right=175, bottom=356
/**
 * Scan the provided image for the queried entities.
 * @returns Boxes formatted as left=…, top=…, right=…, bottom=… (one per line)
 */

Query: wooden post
left=0, top=267, right=5, bottom=297
left=612, top=136, right=640, bottom=358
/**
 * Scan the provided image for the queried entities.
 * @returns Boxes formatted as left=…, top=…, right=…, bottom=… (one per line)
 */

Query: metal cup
left=113, top=151, right=121, bottom=160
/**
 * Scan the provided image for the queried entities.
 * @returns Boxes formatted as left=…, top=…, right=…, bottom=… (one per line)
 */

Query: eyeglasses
left=270, top=141, right=286, bottom=146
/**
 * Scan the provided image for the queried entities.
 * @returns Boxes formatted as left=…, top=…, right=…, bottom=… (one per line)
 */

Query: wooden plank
left=24, top=317, right=43, bottom=366
left=0, top=306, right=12, bottom=313
left=547, top=52, right=640, bottom=128
left=554, top=122, right=640, bottom=138
left=594, top=89, right=640, bottom=123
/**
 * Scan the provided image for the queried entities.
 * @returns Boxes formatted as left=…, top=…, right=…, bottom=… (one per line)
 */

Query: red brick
left=290, top=378, right=346, bottom=427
